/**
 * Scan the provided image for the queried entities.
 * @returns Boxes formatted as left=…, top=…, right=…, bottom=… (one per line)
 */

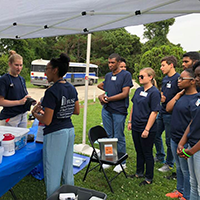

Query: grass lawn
left=0, top=89, right=177, bottom=200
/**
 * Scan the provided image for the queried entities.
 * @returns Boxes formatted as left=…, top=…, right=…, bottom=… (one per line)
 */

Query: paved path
left=27, top=80, right=140, bottom=102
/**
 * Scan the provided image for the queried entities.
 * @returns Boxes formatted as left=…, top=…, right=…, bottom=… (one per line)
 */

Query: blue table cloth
left=0, top=127, right=43, bottom=197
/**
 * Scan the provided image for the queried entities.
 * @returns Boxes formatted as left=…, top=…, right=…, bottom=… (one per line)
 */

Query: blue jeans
left=188, top=145, right=200, bottom=200
left=171, top=139, right=190, bottom=199
left=102, top=107, right=126, bottom=158
left=43, top=128, right=75, bottom=197
left=154, top=113, right=174, bottom=167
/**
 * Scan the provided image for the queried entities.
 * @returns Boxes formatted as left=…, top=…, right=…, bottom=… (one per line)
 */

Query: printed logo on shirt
left=57, top=96, right=75, bottom=118
left=195, top=98, right=200, bottom=106
left=140, top=91, right=148, bottom=97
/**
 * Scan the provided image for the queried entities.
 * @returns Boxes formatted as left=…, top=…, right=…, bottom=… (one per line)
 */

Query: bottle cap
left=3, top=133, right=15, bottom=141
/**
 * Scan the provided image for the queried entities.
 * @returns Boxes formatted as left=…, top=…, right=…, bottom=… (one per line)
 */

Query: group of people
left=1, top=49, right=200, bottom=199
left=98, top=52, right=200, bottom=200
left=0, top=51, right=79, bottom=197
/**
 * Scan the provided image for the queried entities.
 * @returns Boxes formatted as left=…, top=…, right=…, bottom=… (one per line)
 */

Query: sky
left=125, top=14, right=200, bottom=52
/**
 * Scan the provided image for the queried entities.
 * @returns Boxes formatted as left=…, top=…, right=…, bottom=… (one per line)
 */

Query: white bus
left=30, top=59, right=98, bottom=87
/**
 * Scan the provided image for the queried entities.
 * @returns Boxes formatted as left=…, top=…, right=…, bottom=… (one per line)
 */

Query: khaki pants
left=0, top=112, right=27, bottom=128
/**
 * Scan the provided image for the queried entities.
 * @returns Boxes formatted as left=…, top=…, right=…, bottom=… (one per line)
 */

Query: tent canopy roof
left=0, top=0, right=200, bottom=39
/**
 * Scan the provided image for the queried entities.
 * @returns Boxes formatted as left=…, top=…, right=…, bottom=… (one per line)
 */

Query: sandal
left=129, top=174, right=144, bottom=178
left=139, top=180, right=152, bottom=186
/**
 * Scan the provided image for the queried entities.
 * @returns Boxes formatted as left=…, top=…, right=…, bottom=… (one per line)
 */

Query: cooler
left=47, top=184, right=107, bottom=200
left=0, top=126, right=29, bottom=150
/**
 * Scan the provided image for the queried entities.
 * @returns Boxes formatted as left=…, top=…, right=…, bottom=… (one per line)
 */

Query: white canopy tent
left=0, top=0, right=199, bottom=154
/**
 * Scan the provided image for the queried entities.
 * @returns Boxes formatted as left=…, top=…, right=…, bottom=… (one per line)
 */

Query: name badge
left=166, top=83, right=171, bottom=88
left=140, top=91, right=148, bottom=97
left=195, top=98, right=200, bottom=106
left=111, top=76, right=117, bottom=81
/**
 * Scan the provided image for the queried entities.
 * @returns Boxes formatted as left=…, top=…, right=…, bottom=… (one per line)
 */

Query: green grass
left=26, top=81, right=43, bottom=89
left=0, top=89, right=177, bottom=200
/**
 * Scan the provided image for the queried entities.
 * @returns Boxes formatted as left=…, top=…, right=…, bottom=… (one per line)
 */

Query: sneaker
left=165, top=190, right=183, bottom=198
left=154, top=157, right=165, bottom=163
left=102, top=164, right=111, bottom=169
left=113, top=164, right=126, bottom=173
left=158, top=164, right=172, bottom=172
left=179, top=197, right=186, bottom=200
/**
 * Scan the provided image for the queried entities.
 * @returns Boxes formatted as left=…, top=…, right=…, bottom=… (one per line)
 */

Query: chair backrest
left=88, top=125, right=108, bottom=147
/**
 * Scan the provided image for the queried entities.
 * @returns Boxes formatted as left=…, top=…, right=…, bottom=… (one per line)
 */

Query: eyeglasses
left=137, top=75, right=144, bottom=79
left=178, top=77, right=194, bottom=81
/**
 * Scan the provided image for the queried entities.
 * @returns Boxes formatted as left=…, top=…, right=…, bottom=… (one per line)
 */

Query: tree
left=0, top=54, right=8, bottom=76
left=134, top=45, right=184, bottom=88
left=142, top=19, right=176, bottom=53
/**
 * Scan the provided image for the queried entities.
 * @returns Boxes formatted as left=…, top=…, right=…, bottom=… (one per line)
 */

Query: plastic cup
left=0, top=146, right=4, bottom=164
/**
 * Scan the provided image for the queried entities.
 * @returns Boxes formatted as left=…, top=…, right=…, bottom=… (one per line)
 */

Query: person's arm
left=33, top=107, right=54, bottom=126
left=127, top=106, right=133, bottom=131
left=97, top=82, right=104, bottom=91
left=106, top=86, right=130, bottom=102
left=0, top=95, right=29, bottom=107
left=141, top=111, right=158, bottom=138
left=177, top=122, right=191, bottom=156
left=166, top=89, right=185, bottom=113
left=184, top=140, right=200, bottom=156
left=73, top=101, right=80, bottom=115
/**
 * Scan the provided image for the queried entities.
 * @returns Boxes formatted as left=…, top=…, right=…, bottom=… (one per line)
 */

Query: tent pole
left=82, top=33, right=91, bottom=145
left=74, top=33, right=99, bottom=156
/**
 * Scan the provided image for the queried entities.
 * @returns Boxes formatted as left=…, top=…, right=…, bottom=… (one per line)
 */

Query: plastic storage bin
left=0, top=126, right=29, bottom=150
left=98, top=138, right=118, bottom=162
left=47, top=185, right=107, bottom=200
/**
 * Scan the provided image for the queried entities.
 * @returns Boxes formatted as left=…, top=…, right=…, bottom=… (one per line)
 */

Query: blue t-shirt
left=103, top=70, right=133, bottom=115
left=42, top=81, right=78, bottom=135
left=131, top=86, right=161, bottom=132
left=161, top=73, right=180, bottom=114
left=171, top=93, right=199, bottom=144
left=0, top=73, right=28, bottom=120
left=187, top=93, right=200, bottom=147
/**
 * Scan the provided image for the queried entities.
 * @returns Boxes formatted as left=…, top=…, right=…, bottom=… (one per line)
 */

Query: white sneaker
left=113, top=164, right=126, bottom=173
left=102, top=164, right=111, bottom=169
left=158, top=164, right=172, bottom=172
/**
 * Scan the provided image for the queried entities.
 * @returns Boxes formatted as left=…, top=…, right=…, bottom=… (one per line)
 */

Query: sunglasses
left=178, top=77, right=194, bottom=81
left=137, top=75, right=144, bottom=79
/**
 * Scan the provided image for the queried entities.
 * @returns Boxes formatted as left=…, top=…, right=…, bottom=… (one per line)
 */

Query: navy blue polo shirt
left=171, top=93, right=199, bottom=144
left=187, top=93, right=200, bottom=147
left=0, top=74, right=28, bottom=120
left=103, top=70, right=133, bottom=115
left=42, top=81, right=78, bottom=135
left=131, top=86, right=161, bottom=132
left=161, top=73, right=180, bottom=114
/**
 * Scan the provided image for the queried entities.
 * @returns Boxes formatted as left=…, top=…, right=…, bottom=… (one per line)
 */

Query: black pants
left=132, top=130, right=156, bottom=181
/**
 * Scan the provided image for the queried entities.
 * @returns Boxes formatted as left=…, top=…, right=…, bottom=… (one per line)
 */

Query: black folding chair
left=83, top=125, right=128, bottom=193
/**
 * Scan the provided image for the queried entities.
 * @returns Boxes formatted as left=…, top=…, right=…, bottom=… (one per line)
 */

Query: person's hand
left=175, top=89, right=185, bottom=100
left=161, top=92, right=166, bottom=103
left=19, top=95, right=31, bottom=105
left=127, top=122, right=132, bottom=131
left=177, top=144, right=184, bottom=155
left=98, top=94, right=108, bottom=104
left=32, top=102, right=43, bottom=115
left=141, top=129, right=149, bottom=138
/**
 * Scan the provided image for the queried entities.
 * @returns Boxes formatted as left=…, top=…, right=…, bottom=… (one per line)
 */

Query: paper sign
left=104, top=144, right=113, bottom=156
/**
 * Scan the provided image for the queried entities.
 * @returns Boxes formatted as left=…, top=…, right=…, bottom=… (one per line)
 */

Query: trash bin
left=47, top=184, right=107, bottom=200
